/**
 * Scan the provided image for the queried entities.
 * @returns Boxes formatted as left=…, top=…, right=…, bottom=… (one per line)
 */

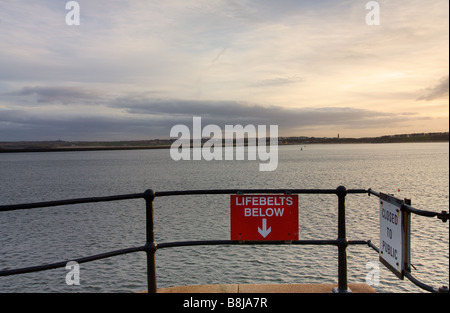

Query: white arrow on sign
left=258, top=218, right=272, bottom=238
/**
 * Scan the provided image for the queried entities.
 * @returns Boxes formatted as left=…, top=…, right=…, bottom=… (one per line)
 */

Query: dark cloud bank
left=0, top=86, right=426, bottom=141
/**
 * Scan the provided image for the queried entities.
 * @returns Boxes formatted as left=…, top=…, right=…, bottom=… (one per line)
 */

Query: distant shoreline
left=0, top=132, right=448, bottom=153
left=0, top=145, right=173, bottom=153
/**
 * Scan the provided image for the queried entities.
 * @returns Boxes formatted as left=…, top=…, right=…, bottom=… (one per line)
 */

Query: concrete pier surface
left=154, top=283, right=375, bottom=293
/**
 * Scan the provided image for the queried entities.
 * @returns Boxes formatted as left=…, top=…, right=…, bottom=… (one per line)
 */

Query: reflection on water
left=0, top=143, right=448, bottom=292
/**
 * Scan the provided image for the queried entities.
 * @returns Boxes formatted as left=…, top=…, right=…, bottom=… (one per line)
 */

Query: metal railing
left=0, top=186, right=448, bottom=293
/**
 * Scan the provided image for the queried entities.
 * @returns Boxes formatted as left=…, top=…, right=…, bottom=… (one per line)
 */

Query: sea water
left=0, top=143, right=448, bottom=292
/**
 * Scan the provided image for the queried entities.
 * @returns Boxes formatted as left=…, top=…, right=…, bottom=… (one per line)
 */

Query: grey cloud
left=110, top=97, right=259, bottom=120
left=109, top=96, right=414, bottom=133
left=417, top=76, right=449, bottom=101
left=0, top=108, right=174, bottom=141
left=2, top=86, right=102, bottom=105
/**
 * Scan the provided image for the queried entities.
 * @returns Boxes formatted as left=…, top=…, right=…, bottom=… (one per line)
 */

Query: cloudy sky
left=0, top=0, right=448, bottom=141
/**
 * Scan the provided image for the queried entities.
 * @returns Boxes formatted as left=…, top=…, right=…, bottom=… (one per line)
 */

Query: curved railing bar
left=404, top=271, right=449, bottom=293
left=0, top=246, right=147, bottom=277
left=368, top=188, right=449, bottom=222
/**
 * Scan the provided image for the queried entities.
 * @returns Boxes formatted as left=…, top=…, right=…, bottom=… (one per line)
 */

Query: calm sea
left=0, top=143, right=448, bottom=293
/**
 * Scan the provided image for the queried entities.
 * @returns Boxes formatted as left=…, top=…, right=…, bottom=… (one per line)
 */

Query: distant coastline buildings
left=0, top=132, right=448, bottom=152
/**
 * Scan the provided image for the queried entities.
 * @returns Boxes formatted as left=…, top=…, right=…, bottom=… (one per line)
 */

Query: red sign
left=230, top=195, right=299, bottom=241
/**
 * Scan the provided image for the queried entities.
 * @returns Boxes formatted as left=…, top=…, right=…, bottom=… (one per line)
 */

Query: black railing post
left=333, top=186, right=351, bottom=293
left=144, top=189, right=157, bottom=293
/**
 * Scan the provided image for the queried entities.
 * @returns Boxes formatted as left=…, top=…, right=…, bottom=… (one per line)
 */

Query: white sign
left=379, top=193, right=410, bottom=279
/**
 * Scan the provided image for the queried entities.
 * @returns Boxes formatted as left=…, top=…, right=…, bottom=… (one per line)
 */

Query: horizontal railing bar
left=155, top=188, right=368, bottom=197
left=157, top=239, right=372, bottom=250
left=2, top=189, right=444, bottom=221
left=0, top=239, right=372, bottom=277
left=0, top=188, right=368, bottom=212
left=157, top=239, right=340, bottom=249
left=3, top=237, right=444, bottom=294
left=0, top=193, right=145, bottom=212
left=155, top=189, right=335, bottom=196
left=348, top=240, right=372, bottom=245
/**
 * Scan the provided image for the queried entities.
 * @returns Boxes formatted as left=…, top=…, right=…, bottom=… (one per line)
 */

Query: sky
left=0, top=0, right=448, bottom=141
